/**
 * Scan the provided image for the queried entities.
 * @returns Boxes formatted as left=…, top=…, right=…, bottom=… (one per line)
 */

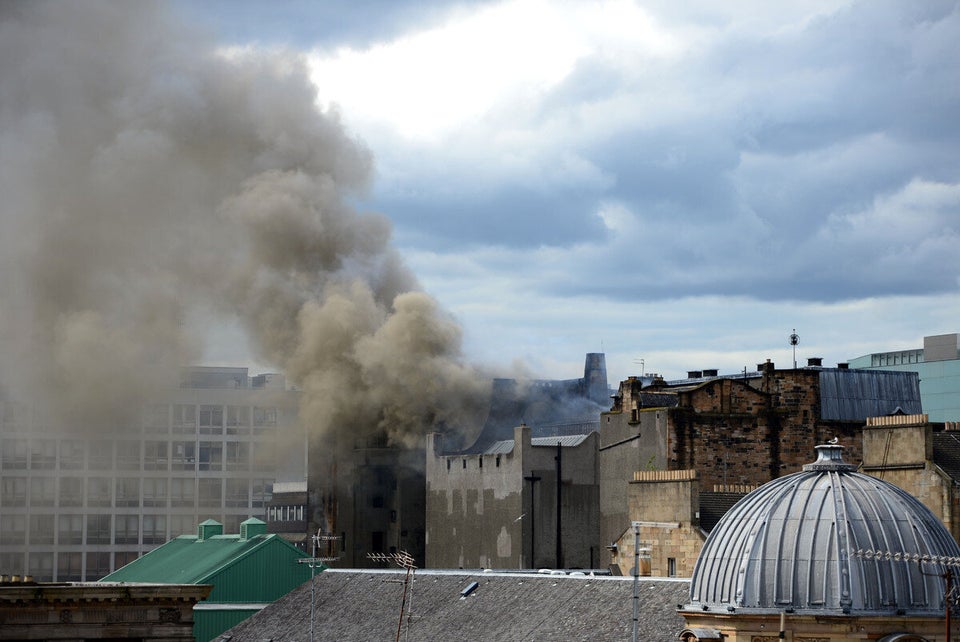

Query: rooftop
left=222, top=569, right=689, bottom=641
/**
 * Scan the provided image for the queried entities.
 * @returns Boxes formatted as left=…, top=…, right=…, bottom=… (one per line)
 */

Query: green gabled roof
left=101, top=527, right=307, bottom=587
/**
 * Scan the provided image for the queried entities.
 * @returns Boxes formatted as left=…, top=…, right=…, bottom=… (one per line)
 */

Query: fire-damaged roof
left=221, top=569, right=690, bottom=641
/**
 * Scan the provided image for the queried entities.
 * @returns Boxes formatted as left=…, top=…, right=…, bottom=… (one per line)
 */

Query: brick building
left=599, top=360, right=922, bottom=560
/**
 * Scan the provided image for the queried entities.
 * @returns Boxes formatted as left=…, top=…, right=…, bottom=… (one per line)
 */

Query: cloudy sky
left=180, top=0, right=960, bottom=385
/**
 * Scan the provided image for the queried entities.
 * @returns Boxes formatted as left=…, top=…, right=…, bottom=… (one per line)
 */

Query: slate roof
left=932, top=431, right=960, bottom=482
left=221, top=569, right=690, bottom=642
left=697, top=492, right=749, bottom=533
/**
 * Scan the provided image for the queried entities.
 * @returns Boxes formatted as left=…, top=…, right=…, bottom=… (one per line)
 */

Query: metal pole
left=632, top=522, right=640, bottom=642
left=310, top=532, right=317, bottom=642
left=555, top=442, right=563, bottom=569
left=524, top=475, right=540, bottom=568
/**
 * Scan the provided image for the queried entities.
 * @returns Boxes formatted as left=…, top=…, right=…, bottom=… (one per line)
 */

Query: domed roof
left=688, top=444, right=960, bottom=616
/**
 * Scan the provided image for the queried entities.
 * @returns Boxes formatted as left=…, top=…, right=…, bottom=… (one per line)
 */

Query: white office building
left=0, top=367, right=303, bottom=581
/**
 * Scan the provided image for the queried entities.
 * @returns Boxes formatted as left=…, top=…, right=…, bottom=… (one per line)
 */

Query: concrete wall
left=425, top=427, right=599, bottom=569
left=598, top=408, right=668, bottom=556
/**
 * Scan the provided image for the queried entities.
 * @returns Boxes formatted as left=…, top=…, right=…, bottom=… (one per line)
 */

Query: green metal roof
left=100, top=520, right=314, bottom=603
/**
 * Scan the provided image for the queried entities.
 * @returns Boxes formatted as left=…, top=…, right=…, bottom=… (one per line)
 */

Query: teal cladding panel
left=195, top=608, right=261, bottom=642
left=206, top=539, right=313, bottom=602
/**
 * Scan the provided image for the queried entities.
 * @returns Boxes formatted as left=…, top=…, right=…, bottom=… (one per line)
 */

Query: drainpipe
left=555, top=442, right=563, bottom=569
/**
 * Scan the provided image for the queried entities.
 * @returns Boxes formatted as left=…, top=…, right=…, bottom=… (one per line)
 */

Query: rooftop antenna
left=789, top=329, right=800, bottom=369
left=368, top=551, right=418, bottom=642
left=298, top=530, right=341, bottom=642
left=633, top=358, right=645, bottom=376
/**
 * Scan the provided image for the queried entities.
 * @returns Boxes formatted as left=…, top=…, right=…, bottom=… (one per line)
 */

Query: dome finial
left=803, top=443, right=855, bottom=471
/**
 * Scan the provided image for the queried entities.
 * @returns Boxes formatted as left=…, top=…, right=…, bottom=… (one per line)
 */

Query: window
left=1, top=477, right=27, bottom=506
left=225, top=479, right=249, bottom=507
left=0, top=552, right=24, bottom=575
left=59, top=440, right=85, bottom=470
left=29, top=515, right=55, bottom=544
left=143, top=404, right=169, bottom=431
left=1, top=514, right=26, bottom=545
left=667, top=557, right=676, bottom=578
left=198, top=479, right=222, bottom=507
left=199, top=405, right=223, bottom=435
left=253, top=407, right=276, bottom=434
left=144, top=441, right=168, bottom=471
left=115, top=478, right=140, bottom=507
left=30, top=439, right=57, bottom=469
left=2, top=401, right=29, bottom=430
left=114, top=551, right=139, bottom=569
left=171, top=441, right=196, bottom=471
left=142, top=478, right=167, bottom=507
left=1, top=438, right=28, bottom=469
left=88, top=440, right=113, bottom=470
left=371, top=531, right=385, bottom=554
left=59, top=477, right=83, bottom=507
left=226, top=406, right=249, bottom=435
left=115, top=515, right=139, bottom=545
left=199, top=441, right=223, bottom=471
left=172, top=404, right=196, bottom=434
left=116, top=441, right=141, bottom=470
left=86, top=515, right=111, bottom=545
left=62, top=558, right=89, bottom=582
left=28, top=552, right=54, bottom=581
left=170, top=478, right=195, bottom=508
left=252, top=479, right=273, bottom=508
left=58, top=514, right=83, bottom=545
left=142, top=514, right=167, bottom=544
left=169, top=514, right=195, bottom=538
left=86, top=552, right=112, bottom=580
left=225, top=442, right=249, bottom=470
left=252, top=441, right=275, bottom=471
left=87, top=477, right=112, bottom=507
left=30, top=476, right=56, bottom=507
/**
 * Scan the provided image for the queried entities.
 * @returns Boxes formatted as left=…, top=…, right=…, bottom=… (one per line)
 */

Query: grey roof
left=819, top=369, right=922, bottom=421
left=482, top=434, right=591, bottom=455
left=686, top=444, right=960, bottom=616
left=933, top=431, right=960, bottom=482
left=222, top=569, right=689, bottom=641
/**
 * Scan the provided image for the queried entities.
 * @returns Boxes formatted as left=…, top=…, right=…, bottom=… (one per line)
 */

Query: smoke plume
left=0, top=1, right=487, bottom=444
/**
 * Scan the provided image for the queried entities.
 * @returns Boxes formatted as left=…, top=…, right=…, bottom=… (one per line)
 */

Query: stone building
left=861, top=412, right=960, bottom=542
left=425, top=425, right=599, bottom=569
left=0, top=579, right=211, bottom=641
left=310, top=353, right=609, bottom=569
left=679, top=444, right=960, bottom=641
left=599, top=360, right=922, bottom=561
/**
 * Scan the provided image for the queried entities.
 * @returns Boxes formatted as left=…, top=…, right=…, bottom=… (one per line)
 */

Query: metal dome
left=688, top=444, right=960, bottom=616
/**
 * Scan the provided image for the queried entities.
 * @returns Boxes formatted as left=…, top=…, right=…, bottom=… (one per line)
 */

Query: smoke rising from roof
left=0, top=1, right=486, bottom=444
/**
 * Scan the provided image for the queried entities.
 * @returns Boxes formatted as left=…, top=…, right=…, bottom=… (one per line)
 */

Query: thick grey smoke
left=0, top=1, right=487, bottom=444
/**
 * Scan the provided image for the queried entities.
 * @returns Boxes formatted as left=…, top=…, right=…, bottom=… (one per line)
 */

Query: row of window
left=0, top=438, right=276, bottom=472
left=0, top=477, right=273, bottom=509
left=0, top=404, right=283, bottom=434
left=0, top=512, right=261, bottom=550
left=0, top=550, right=139, bottom=582
left=870, top=350, right=924, bottom=366
left=266, top=504, right=305, bottom=522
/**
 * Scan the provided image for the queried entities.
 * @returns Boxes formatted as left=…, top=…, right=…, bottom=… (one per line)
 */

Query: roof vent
left=837, top=362, right=849, bottom=369
left=240, top=517, right=267, bottom=539
left=702, top=369, right=718, bottom=377
left=687, top=370, right=702, bottom=379
left=807, top=357, right=823, bottom=367
left=198, top=519, right=223, bottom=541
